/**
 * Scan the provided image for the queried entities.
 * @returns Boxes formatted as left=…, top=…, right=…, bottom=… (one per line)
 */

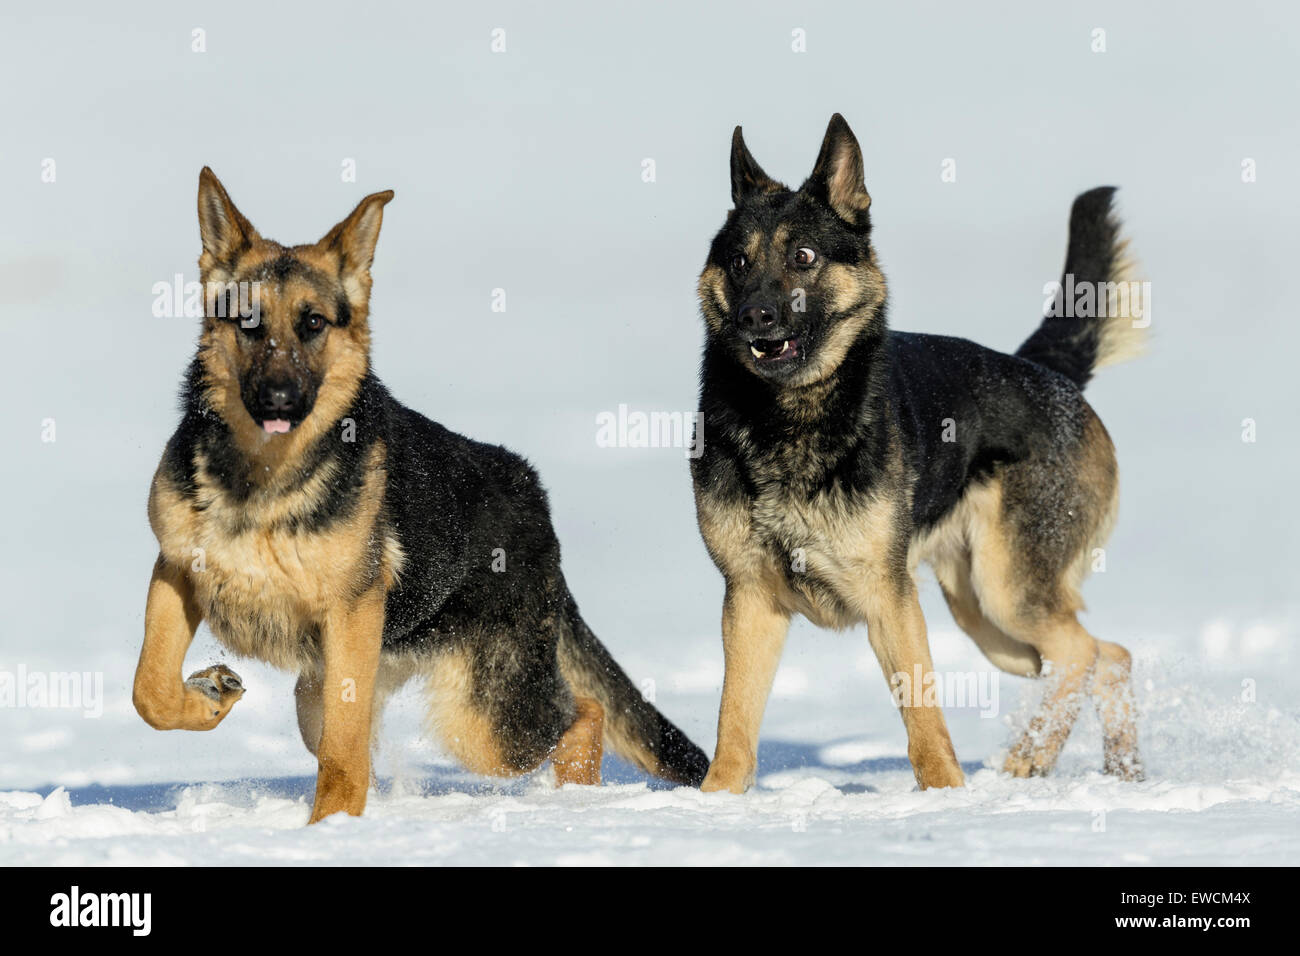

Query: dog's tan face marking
left=699, top=117, right=888, bottom=392
left=792, top=257, right=887, bottom=388
left=194, top=168, right=390, bottom=470
left=697, top=263, right=731, bottom=337
left=196, top=260, right=371, bottom=474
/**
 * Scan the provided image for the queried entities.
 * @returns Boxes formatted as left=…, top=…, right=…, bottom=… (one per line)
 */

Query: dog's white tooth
left=751, top=345, right=763, bottom=359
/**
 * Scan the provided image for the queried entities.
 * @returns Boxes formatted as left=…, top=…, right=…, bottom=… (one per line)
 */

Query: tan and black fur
left=692, top=115, right=1145, bottom=794
left=134, top=169, right=708, bottom=823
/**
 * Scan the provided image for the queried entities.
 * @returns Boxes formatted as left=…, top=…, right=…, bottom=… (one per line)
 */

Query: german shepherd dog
left=692, top=115, right=1145, bottom=794
left=133, top=170, right=708, bottom=822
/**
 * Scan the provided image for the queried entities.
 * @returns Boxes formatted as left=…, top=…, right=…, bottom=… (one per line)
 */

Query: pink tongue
left=262, top=419, right=291, bottom=434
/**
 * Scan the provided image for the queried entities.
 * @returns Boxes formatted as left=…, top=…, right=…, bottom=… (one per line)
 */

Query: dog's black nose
left=737, top=304, right=778, bottom=333
left=259, top=381, right=300, bottom=413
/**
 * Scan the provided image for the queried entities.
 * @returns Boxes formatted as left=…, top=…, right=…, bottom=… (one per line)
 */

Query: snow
left=8, top=771, right=1299, bottom=868
left=4, top=625, right=1298, bottom=866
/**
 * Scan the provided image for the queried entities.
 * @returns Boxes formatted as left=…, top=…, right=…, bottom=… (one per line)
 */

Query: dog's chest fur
left=699, top=435, right=908, bottom=629
left=148, top=445, right=394, bottom=670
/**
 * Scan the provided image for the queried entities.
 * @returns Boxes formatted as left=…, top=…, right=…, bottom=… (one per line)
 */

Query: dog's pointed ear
left=318, top=190, right=395, bottom=283
left=806, top=114, right=872, bottom=226
left=731, top=126, right=783, bottom=205
left=197, top=167, right=260, bottom=262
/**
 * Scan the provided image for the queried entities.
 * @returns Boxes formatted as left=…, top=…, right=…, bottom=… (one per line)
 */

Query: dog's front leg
left=861, top=581, right=965, bottom=790
left=701, top=580, right=791, bottom=794
left=309, top=586, right=385, bottom=823
left=134, top=555, right=244, bottom=731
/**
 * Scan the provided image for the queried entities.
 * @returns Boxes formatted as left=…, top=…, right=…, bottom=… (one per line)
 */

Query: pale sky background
left=1, top=2, right=1297, bottom=782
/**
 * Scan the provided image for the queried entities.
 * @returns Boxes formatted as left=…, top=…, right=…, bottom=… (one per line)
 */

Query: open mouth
left=261, top=419, right=293, bottom=435
left=748, top=337, right=800, bottom=363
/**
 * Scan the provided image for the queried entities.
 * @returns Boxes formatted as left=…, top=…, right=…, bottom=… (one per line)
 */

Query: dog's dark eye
left=730, top=253, right=747, bottom=274
left=793, top=247, right=817, bottom=267
left=301, top=313, right=327, bottom=337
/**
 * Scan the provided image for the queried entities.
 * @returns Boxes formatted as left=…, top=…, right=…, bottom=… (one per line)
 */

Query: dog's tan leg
left=1093, top=640, right=1143, bottom=779
left=934, top=555, right=1042, bottom=678
left=308, top=585, right=384, bottom=823
left=1003, top=617, right=1098, bottom=778
left=863, top=582, right=965, bottom=790
left=701, top=581, right=791, bottom=794
left=294, top=669, right=323, bottom=757
left=133, top=555, right=244, bottom=731
left=552, top=696, right=604, bottom=786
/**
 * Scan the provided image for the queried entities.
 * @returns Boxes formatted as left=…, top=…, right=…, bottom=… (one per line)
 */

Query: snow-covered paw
left=182, top=664, right=245, bottom=728
left=1103, top=748, right=1145, bottom=782
left=186, top=664, right=244, bottom=701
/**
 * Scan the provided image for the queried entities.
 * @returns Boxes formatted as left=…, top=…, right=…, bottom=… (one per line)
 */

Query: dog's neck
left=701, top=318, right=891, bottom=489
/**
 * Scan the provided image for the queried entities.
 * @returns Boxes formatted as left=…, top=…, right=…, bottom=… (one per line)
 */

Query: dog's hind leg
left=551, top=696, right=604, bottom=786
left=998, top=617, right=1099, bottom=777
left=423, top=636, right=585, bottom=784
left=933, top=548, right=1041, bottom=679
left=423, top=647, right=520, bottom=778
left=963, top=483, right=1099, bottom=777
left=966, top=422, right=1141, bottom=778
left=935, top=549, right=1138, bottom=776
left=1093, top=640, right=1142, bottom=779
left=997, top=623, right=1140, bottom=781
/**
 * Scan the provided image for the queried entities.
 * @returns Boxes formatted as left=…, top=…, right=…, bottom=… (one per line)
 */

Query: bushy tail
left=1016, top=186, right=1146, bottom=388
left=558, top=596, right=709, bottom=787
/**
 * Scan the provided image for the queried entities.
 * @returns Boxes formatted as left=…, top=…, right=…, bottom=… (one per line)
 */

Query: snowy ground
left=5, top=621, right=1297, bottom=866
